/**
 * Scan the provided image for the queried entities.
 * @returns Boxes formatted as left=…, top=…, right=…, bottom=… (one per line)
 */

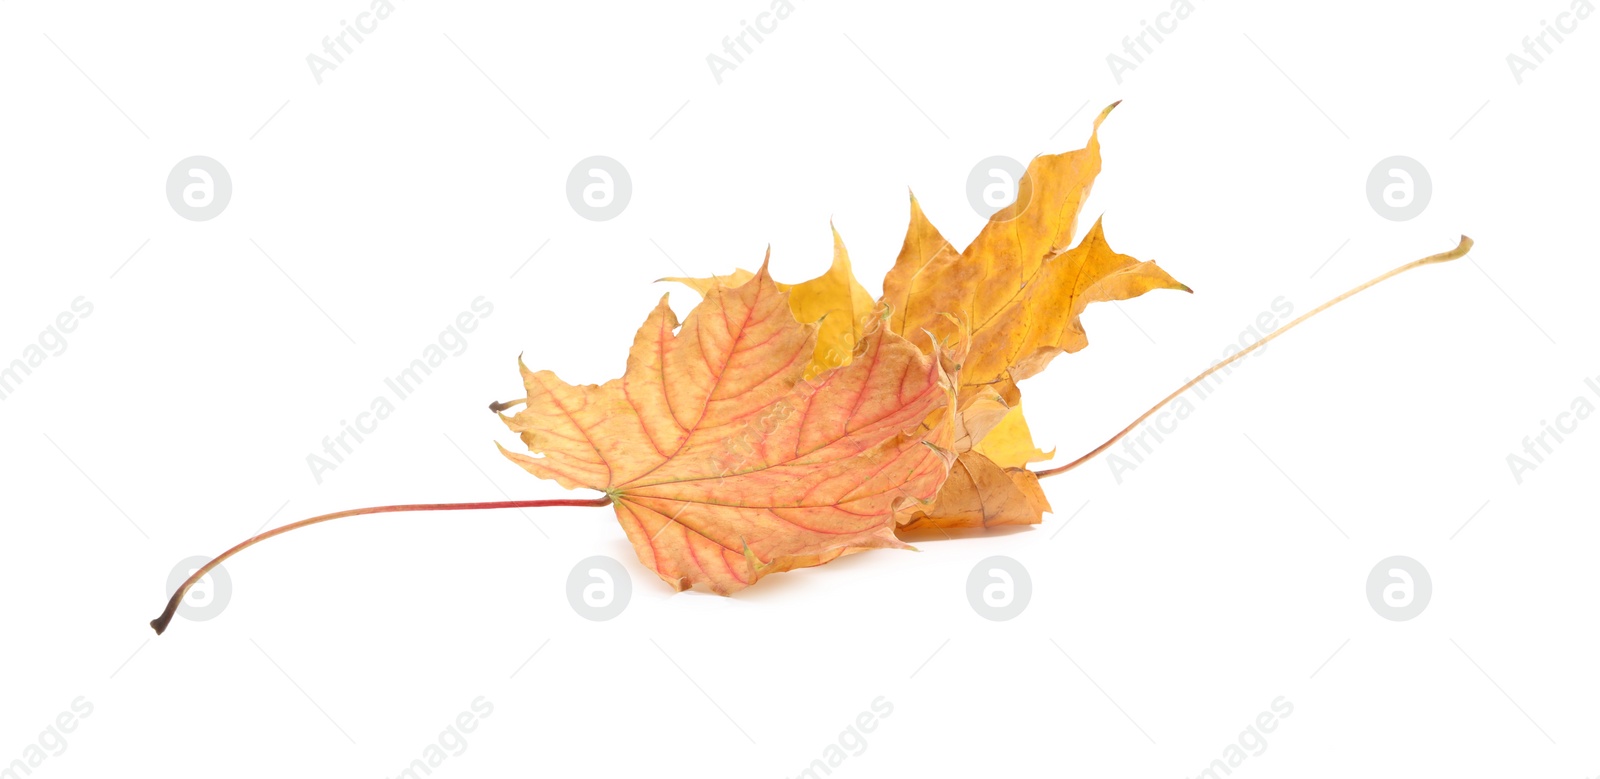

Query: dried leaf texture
left=881, top=103, right=1190, bottom=400
left=881, top=103, right=1187, bottom=530
left=500, top=267, right=955, bottom=593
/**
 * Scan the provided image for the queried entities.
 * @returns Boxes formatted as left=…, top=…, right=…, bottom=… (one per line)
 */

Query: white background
left=2, top=1, right=1596, bottom=777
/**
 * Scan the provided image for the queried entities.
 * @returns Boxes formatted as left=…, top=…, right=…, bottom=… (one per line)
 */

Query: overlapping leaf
left=881, top=103, right=1190, bottom=398
left=499, top=265, right=955, bottom=593
left=877, top=103, right=1188, bottom=530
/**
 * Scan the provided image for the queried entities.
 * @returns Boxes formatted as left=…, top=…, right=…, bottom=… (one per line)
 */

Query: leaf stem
left=1032, top=235, right=1474, bottom=479
left=150, top=496, right=612, bottom=635
left=488, top=398, right=528, bottom=413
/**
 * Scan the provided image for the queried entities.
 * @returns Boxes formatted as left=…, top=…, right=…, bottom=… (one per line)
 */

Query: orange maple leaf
left=497, top=264, right=956, bottom=593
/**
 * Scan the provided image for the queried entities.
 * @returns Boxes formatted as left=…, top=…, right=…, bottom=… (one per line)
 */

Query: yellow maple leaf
left=881, top=103, right=1190, bottom=400
left=880, top=102, right=1186, bottom=531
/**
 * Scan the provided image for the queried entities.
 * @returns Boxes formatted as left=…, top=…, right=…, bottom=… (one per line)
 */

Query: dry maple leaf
left=882, top=103, right=1187, bottom=530
left=497, top=263, right=955, bottom=593
left=880, top=104, right=1190, bottom=398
